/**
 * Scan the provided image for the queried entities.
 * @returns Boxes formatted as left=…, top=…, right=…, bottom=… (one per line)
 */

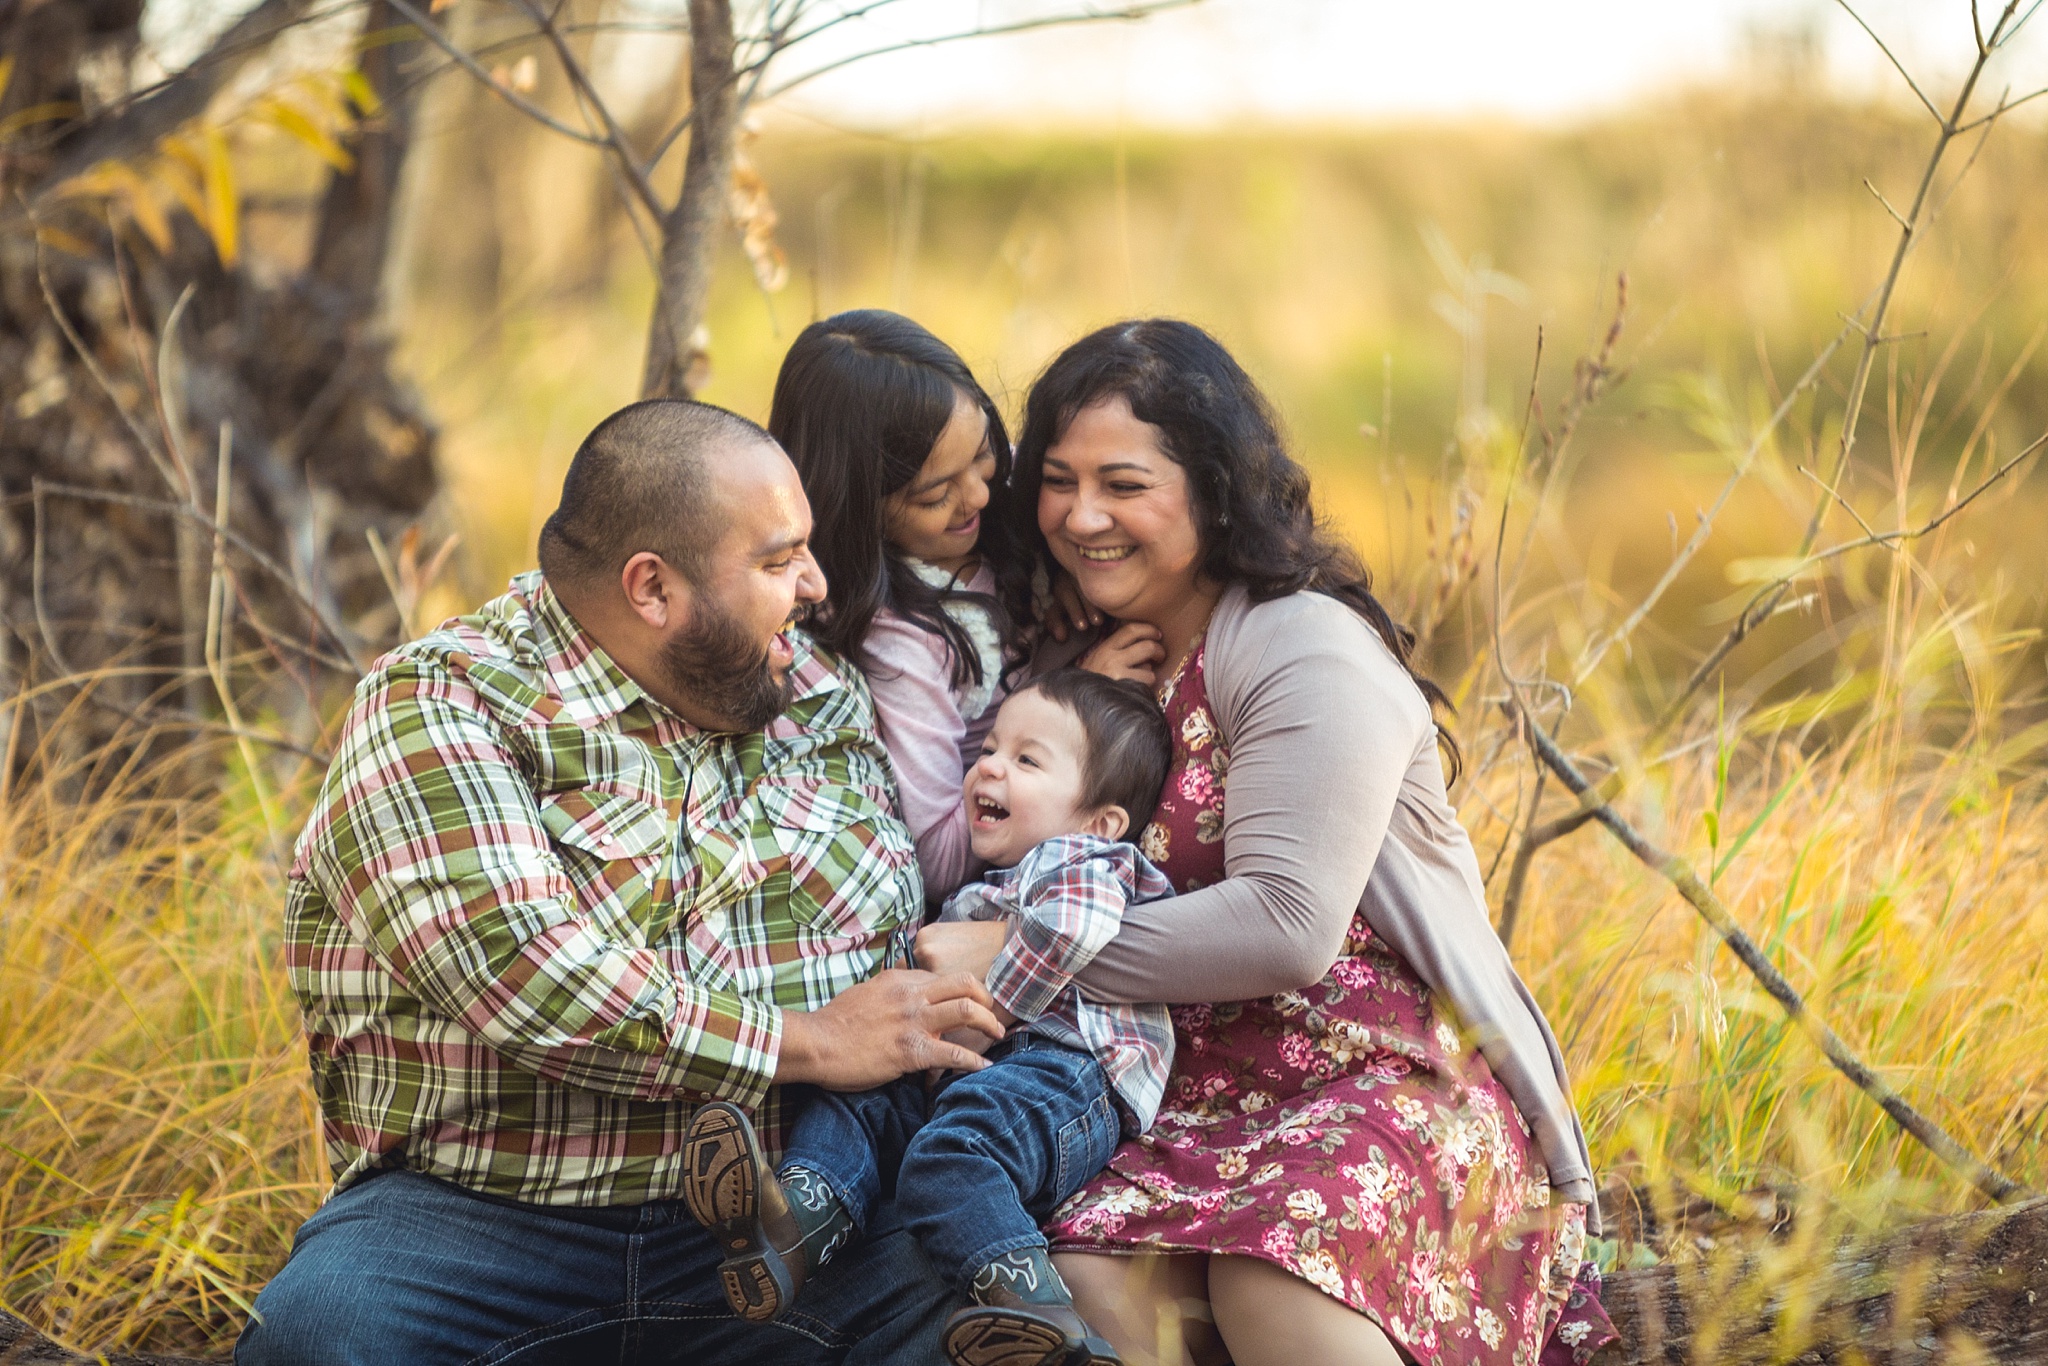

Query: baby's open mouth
left=973, top=796, right=1009, bottom=825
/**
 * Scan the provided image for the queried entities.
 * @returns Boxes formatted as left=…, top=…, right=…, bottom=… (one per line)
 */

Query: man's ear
left=620, top=551, right=688, bottom=631
left=1081, top=804, right=1130, bottom=843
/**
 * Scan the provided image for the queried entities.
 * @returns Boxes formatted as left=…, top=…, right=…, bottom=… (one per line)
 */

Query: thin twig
left=1956, top=83, right=2048, bottom=131
left=31, top=482, right=360, bottom=672
left=205, top=424, right=284, bottom=854
left=1649, top=17, right=2007, bottom=732
left=1833, top=0, right=1945, bottom=124
left=509, top=0, right=663, bottom=216
left=27, top=217, right=182, bottom=497
left=380, top=0, right=611, bottom=147
left=1862, top=177, right=1911, bottom=231
left=1576, top=305, right=1864, bottom=686
left=1508, top=698, right=2028, bottom=1205
left=29, top=486, right=76, bottom=678
left=1665, top=426, right=2046, bottom=737
left=758, top=1, right=1204, bottom=103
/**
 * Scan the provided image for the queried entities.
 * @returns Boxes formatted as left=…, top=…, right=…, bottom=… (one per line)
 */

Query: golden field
left=4, top=83, right=2047, bottom=1355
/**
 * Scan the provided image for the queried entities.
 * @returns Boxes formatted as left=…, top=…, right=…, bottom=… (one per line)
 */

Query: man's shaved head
left=539, top=399, right=775, bottom=587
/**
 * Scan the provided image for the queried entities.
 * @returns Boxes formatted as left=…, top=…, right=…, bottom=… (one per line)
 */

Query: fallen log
left=0, top=1309, right=213, bottom=1365
left=5, top=1199, right=2044, bottom=1364
left=1601, top=1196, right=2048, bottom=1363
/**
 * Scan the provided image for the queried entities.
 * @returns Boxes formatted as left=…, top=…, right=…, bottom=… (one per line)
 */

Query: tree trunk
left=0, top=0, right=438, bottom=791
left=641, top=0, right=737, bottom=399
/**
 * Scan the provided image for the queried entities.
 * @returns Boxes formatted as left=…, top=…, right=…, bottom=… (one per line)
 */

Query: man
left=239, top=400, right=1004, bottom=1365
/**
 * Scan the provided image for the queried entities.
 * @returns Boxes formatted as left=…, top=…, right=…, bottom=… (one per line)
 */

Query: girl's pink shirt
left=863, top=564, right=1010, bottom=901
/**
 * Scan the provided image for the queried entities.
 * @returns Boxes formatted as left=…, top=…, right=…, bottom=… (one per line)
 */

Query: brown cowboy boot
left=942, top=1248, right=1122, bottom=1366
left=681, top=1101, right=851, bottom=1323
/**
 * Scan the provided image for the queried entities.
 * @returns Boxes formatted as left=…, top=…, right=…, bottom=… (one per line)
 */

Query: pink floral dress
left=1047, top=642, right=1616, bottom=1366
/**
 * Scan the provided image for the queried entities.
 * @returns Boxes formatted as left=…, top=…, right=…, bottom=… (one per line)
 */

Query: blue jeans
left=234, top=1168, right=953, bottom=1365
left=784, top=1035, right=1122, bottom=1287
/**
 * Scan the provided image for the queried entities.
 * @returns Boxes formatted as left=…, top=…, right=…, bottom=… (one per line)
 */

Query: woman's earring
left=1218, top=511, right=1230, bottom=527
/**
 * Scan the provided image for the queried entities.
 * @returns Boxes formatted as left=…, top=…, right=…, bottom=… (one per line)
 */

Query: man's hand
left=913, top=919, right=1012, bottom=981
left=775, top=970, right=1006, bottom=1091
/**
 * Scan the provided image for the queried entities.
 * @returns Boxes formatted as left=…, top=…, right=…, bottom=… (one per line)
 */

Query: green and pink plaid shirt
left=286, top=572, right=921, bottom=1206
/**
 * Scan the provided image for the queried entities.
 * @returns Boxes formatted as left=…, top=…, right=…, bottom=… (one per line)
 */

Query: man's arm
left=306, top=659, right=1002, bottom=1108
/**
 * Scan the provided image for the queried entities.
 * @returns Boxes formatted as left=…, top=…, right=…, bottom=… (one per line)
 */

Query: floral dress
left=1047, top=642, right=1616, bottom=1366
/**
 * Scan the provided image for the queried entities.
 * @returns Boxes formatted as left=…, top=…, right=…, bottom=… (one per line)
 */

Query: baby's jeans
left=781, top=1033, right=1122, bottom=1287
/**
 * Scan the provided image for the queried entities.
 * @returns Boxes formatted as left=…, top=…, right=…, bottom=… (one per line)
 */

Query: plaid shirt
left=286, top=572, right=921, bottom=1206
left=948, top=835, right=1176, bottom=1133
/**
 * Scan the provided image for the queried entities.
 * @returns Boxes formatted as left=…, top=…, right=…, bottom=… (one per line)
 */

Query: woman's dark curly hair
left=768, top=310, right=1034, bottom=689
left=1014, top=318, right=1460, bottom=782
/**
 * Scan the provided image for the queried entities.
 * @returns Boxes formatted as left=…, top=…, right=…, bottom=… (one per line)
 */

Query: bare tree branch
left=30, top=0, right=325, bottom=195
left=381, top=0, right=613, bottom=147
left=1833, top=0, right=1945, bottom=124
left=1662, top=426, right=2046, bottom=733
left=757, top=0, right=1204, bottom=104
left=642, top=0, right=741, bottom=397
left=1573, top=307, right=1864, bottom=686
left=1507, top=698, right=2029, bottom=1206
left=1956, top=83, right=2048, bottom=130
left=508, top=0, right=664, bottom=216
left=1647, top=14, right=2008, bottom=732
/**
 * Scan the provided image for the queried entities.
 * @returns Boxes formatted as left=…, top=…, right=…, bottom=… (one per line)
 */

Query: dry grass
left=0, top=725, right=322, bottom=1354
left=5, top=88, right=2048, bottom=1358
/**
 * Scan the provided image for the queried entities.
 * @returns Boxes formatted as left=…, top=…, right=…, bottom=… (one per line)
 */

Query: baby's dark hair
left=1025, top=668, right=1174, bottom=833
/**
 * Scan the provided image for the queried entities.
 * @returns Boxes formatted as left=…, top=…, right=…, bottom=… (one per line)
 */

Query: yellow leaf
left=341, top=68, right=382, bottom=118
left=258, top=96, right=353, bottom=172
left=59, top=161, right=175, bottom=253
left=33, top=224, right=97, bottom=258
left=151, top=149, right=210, bottom=230
left=0, top=54, right=14, bottom=103
left=199, top=126, right=239, bottom=267
left=0, top=100, right=82, bottom=143
left=122, top=177, right=175, bottom=255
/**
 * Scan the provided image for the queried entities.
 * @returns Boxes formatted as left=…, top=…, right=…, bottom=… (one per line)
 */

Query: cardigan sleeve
left=1074, top=590, right=1433, bottom=1004
left=863, top=615, right=983, bottom=901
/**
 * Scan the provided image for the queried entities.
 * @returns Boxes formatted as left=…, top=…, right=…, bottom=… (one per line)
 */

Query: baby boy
left=682, top=667, right=1174, bottom=1366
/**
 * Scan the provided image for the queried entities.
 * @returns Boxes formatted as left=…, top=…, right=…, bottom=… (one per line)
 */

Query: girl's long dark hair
left=768, top=310, right=1033, bottom=689
left=1014, top=318, right=1461, bottom=782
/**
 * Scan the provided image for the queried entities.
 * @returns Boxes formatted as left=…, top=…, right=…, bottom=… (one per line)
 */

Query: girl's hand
left=1079, top=621, right=1166, bottom=687
left=914, top=919, right=1011, bottom=981
left=1042, top=569, right=1102, bottom=642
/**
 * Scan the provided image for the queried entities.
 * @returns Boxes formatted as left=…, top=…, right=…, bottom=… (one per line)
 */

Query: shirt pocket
left=752, top=778, right=910, bottom=939
left=537, top=788, right=673, bottom=940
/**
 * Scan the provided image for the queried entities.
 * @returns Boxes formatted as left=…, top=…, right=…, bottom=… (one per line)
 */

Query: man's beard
left=658, top=597, right=794, bottom=731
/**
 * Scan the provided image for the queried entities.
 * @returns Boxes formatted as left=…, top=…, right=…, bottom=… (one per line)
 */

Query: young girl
left=767, top=310, right=1039, bottom=899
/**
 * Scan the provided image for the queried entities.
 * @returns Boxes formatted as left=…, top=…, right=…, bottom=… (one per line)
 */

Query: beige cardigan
left=1068, top=585, right=1598, bottom=1215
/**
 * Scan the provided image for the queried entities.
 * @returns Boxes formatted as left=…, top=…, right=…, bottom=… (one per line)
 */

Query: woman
left=766, top=310, right=1036, bottom=898
left=921, top=320, right=1614, bottom=1366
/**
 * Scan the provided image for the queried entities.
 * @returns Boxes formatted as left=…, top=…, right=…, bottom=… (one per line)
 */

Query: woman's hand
left=1079, top=621, right=1166, bottom=687
left=914, top=919, right=1011, bottom=982
left=1042, top=568, right=1103, bottom=642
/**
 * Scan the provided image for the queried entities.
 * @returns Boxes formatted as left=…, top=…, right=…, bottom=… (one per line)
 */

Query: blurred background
left=352, top=0, right=2048, bottom=677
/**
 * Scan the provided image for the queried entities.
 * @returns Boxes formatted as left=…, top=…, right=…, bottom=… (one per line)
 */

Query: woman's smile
left=1037, top=396, right=1212, bottom=633
left=1072, top=544, right=1136, bottom=563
